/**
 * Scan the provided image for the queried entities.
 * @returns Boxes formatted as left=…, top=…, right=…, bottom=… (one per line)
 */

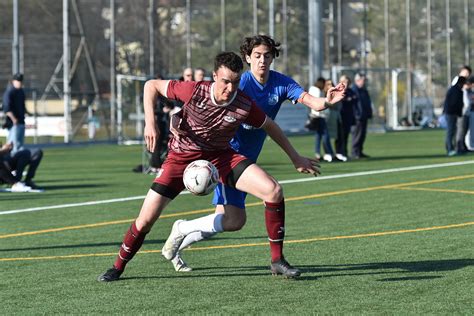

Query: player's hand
left=326, top=82, right=346, bottom=105
left=144, top=123, right=159, bottom=153
left=293, top=156, right=321, bottom=176
left=169, top=113, right=184, bottom=137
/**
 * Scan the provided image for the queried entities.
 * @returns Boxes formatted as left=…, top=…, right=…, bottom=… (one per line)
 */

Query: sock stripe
left=268, top=238, right=284, bottom=242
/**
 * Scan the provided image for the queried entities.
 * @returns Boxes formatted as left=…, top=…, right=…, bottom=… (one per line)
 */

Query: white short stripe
left=222, top=185, right=228, bottom=205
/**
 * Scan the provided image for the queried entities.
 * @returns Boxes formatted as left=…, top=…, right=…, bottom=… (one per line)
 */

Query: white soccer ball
left=183, top=160, right=219, bottom=196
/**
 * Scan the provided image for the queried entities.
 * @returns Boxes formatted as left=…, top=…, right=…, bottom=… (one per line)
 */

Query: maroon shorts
left=151, top=149, right=252, bottom=199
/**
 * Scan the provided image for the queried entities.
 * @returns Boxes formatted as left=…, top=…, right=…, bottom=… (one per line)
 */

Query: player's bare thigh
left=135, top=189, right=172, bottom=232
left=216, top=204, right=246, bottom=231
left=234, top=163, right=283, bottom=203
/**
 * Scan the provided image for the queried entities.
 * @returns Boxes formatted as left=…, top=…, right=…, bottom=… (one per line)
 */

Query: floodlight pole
left=269, top=0, right=274, bottom=70
left=464, top=0, right=470, bottom=66
left=337, top=0, right=342, bottom=65
left=12, top=0, right=20, bottom=75
left=148, top=0, right=155, bottom=76
left=446, top=0, right=451, bottom=86
left=221, top=0, right=226, bottom=51
left=406, top=0, right=412, bottom=125
left=269, top=0, right=274, bottom=38
left=253, top=0, right=258, bottom=34
left=282, top=0, right=288, bottom=73
left=308, top=0, right=323, bottom=86
left=186, top=0, right=191, bottom=67
left=63, top=0, right=72, bottom=143
left=384, top=0, right=390, bottom=123
left=110, top=0, right=116, bottom=139
left=427, top=0, right=433, bottom=102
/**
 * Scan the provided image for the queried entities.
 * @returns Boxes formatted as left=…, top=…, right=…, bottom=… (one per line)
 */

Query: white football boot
left=162, top=220, right=186, bottom=260
left=171, top=252, right=193, bottom=272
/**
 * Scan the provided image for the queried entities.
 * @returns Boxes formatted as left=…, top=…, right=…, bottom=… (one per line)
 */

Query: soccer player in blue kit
left=163, top=35, right=346, bottom=277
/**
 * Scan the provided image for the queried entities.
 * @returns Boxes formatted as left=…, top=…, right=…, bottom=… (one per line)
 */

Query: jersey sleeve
left=244, top=101, right=267, bottom=128
left=281, top=73, right=305, bottom=104
left=166, top=80, right=197, bottom=104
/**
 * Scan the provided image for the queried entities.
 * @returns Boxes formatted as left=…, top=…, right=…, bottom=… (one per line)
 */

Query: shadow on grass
left=35, top=183, right=109, bottom=191
left=119, top=258, right=473, bottom=281
left=294, top=259, right=474, bottom=281
left=299, top=259, right=474, bottom=273
left=0, top=239, right=164, bottom=252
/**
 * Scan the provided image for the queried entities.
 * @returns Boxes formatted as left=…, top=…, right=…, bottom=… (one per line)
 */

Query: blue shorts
left=212, top=183, right=247, bottom=209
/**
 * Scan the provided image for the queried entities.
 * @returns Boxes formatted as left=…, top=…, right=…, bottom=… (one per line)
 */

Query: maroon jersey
left=165, top=80, right=266, bottom=153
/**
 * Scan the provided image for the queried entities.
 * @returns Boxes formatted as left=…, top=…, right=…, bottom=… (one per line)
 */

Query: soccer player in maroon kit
left=98, top=52, right=321, bottom=282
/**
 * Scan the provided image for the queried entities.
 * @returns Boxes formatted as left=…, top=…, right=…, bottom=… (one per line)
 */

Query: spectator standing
left=180, top=67, right=193, bottom=81
left=323, top=79, right=345, bottom=162
left=456, top=76, right=473, bottom=153
left=351, top=73, right=373, bottom=159
left=308, top=77, right=334, bottom=161
left=335, top=75, right=356, bottom=160
left=468, top=77, right=474, bottom=150
left=443, top=76, right=466, bottom=156
left=193, top=68, right=206, bottom=82
left=2, top=73, right=26, bottom=154
left=451, top=65, right=471, bottom=86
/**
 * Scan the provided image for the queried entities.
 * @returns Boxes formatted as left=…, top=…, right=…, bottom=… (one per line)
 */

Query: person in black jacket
left=2, top=73, right=26, bottom=154
left=350, top=73, right=373, bottom=159
left=443, top=76, right=467, bottom=156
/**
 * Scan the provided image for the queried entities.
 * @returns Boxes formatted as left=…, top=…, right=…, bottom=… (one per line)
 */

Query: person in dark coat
left=350, top=73, right=373, bottom=159
left=443, top=76, right=466, bottom=156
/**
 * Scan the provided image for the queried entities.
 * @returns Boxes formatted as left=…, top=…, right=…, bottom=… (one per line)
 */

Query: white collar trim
left=210, top=82, right=237, bottom=107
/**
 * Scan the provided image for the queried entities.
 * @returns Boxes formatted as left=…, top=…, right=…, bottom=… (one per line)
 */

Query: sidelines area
left=1, top=160, right=473, bottom=216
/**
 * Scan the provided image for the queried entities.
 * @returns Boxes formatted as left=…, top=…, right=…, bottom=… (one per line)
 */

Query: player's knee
left=264, top=180, right=283, bottom=202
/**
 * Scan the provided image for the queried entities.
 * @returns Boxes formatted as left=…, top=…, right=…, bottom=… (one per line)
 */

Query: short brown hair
left=214, top=52, right=244, bottom=73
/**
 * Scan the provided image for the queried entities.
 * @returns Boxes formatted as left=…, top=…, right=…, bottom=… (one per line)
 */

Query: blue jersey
left=230, top=70, right=305, bottom=162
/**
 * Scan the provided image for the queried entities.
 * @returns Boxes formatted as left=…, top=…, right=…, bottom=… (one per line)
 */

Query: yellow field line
left=1, top=173, right=473, bottom=239
left=1, top=221, right=472, bottom=262
left=394, top=187, right=474, bottom=195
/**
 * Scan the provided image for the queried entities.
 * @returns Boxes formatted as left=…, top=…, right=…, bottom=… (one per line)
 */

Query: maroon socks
left=114, top=222, right=147, bottom=271
left=264, top=199, right=285, bottom=262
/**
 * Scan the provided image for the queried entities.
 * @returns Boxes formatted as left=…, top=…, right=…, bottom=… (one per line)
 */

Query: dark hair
left=314, top=77, right=326, bottom=90
left=468, top=76, right=474, bottom=84
left=12, top=73, right=23, bottom=82
left=323, top=79, right=335, bottom=94
left=240, top=35, right=281, bottom=65
left=460, top=65, right=472, bottom=74
left=214, top=52, right=243, bottom=73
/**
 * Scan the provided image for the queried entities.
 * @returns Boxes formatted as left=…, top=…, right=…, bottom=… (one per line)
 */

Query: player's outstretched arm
left=261, top=118, right=321, bottom=176
left=143, top=79, right=169, bottom=152
left=299, top=82, right=346, bottom=112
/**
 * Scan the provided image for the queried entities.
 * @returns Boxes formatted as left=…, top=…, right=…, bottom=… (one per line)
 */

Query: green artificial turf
left=1, top=129, right=473, bottom=314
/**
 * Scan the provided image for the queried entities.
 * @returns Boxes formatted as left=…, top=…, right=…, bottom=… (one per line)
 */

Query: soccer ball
left=183, top=160, right=219, bottom=196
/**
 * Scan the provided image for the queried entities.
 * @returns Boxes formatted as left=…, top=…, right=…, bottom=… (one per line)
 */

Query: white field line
left=1, top=160, right=473, bottom=216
